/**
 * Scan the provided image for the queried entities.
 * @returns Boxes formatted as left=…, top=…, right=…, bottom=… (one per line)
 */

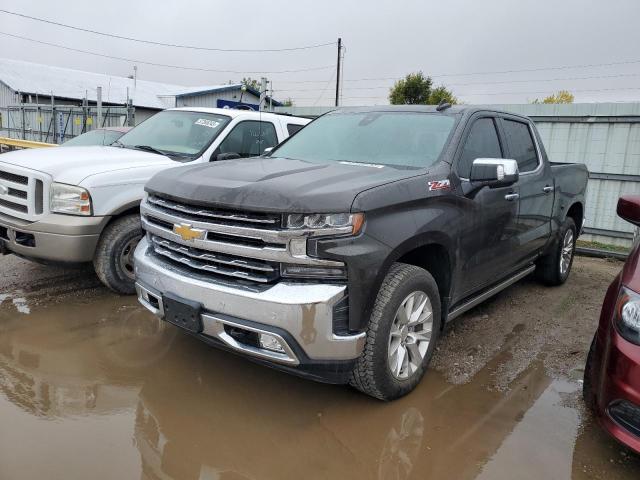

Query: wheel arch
left=375, top=233, right=456, bottom=328
left=566, top=202, right=584, bottom=233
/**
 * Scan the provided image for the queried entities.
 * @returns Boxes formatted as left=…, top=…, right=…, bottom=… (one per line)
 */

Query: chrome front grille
left=150, top=235, right=279, bottom=283
left=141, top=195, right=343, bottom=285
left=147, top=195, right=281, bottom=228
left=0, top=166, right=48, bottom=221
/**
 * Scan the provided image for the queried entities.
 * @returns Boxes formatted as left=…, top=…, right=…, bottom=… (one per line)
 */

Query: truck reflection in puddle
left=1, top=295, right=638, bottom=480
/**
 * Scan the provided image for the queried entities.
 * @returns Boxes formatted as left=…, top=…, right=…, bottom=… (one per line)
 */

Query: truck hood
left=146, top=156, right=423, bottom=213
left=0, top=146, right=176, bottom=185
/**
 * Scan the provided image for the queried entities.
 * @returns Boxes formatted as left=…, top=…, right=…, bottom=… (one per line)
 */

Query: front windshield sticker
left=195, top=118, right=221, bottom=129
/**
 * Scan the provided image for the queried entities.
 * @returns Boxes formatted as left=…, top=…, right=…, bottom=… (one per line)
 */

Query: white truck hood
left=0, top=146, right=177, bottom=185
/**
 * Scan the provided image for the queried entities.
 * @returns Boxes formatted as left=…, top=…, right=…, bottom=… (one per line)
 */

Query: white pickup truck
left=0, top=107, right=309, bottom=293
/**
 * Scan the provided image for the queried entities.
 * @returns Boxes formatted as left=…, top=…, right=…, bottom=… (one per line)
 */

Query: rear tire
left=350, top=263, right=441, bottom=401
left=93, top=214, right=142, bottom=295
left=536, top=217, right=576, bottom=286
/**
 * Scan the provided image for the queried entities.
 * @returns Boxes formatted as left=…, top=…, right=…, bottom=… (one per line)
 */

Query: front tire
left=350, top=263, right=441, bottom=401
left=93, top=214, right=142, bottom=294
left=536, top=217, right=577, bottom=286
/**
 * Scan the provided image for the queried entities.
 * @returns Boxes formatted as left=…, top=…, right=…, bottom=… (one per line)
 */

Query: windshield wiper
left=133, top=145, right=167, bottom=156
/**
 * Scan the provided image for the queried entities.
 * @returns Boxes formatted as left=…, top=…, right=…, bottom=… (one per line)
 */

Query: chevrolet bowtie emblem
left=173, top=223, right=205, bottom=242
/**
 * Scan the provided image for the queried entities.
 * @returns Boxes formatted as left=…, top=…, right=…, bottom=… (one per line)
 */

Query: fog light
left=281, top=264, right=347, bottom=279
left=259, top=333, right=285, bottom=353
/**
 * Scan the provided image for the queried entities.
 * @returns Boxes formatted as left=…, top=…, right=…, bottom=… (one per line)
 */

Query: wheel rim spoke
left=388, top=290, right=434, bottom=380
left=559, top=229, right=574, bottom=275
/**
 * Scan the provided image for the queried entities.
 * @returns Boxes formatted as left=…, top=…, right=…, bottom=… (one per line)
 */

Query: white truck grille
left=0, top=165, right=49, bottom=221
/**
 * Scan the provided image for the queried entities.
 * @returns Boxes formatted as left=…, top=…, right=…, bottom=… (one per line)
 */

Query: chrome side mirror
left=263, top=147, right=274, bottom=155
left=470, top=158, right=519, bottom=188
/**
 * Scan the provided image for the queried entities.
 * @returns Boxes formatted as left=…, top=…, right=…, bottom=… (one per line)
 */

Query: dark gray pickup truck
left=134, top=105, right=588, bottom=400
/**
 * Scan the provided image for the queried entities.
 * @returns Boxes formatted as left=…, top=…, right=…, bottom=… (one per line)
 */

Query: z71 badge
left=428, top=179, right=451, bottom=191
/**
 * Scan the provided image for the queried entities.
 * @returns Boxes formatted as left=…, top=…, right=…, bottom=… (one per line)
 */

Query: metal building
left=0, top=58, right=283, bottom=143
left=160, top=84, right=283, bottom=111
left=0, top=58, right=184, bottom=124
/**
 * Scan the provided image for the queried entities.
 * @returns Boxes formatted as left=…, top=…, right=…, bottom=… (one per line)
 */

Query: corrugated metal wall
left=0, top=81, right=17, bottom=109
left=277, top=103, right=640, bottom=247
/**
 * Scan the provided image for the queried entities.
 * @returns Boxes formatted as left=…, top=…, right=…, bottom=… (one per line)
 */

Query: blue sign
left=217, top=99, right=259, bottom=110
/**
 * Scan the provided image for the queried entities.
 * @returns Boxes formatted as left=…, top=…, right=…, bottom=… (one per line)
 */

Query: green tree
left=389, top=72, right=433, bottom=104
left=241, top=77, right=262, bottom=91
left=532, top=90, right=574, bottom=104
left=281, top=98, right=294, bottom=107
left=389, top=72, right=457, bottom=105
left=428, top=85, right=458, bottom=105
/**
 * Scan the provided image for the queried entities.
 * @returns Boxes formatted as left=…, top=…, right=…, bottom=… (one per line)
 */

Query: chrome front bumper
left=134, top=237, right=365, bottom=365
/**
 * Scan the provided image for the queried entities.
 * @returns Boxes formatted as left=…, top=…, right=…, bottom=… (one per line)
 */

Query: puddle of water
left=0, top=294, right=638, bottom=480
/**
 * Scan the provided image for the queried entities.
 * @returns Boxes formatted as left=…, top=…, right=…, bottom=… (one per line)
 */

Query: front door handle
left=504, top=193, right=520, bottom=201
left=542, top=186, right=554, bottom=193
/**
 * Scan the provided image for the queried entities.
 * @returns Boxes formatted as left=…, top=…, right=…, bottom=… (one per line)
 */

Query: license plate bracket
left=162, top=293, right=203, bottom=334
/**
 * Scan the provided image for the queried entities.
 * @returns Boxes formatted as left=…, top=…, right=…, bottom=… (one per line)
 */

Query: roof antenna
left=436, top=99, right=452, bottom=111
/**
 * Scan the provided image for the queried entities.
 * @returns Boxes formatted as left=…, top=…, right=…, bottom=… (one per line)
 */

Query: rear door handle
left=504, top=193, right=520, bottom=201
left=542, top=186, right=554, bottom=193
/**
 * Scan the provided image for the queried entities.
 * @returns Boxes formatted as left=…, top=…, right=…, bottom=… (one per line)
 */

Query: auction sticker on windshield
left=195, top=119, right=221, bottom=129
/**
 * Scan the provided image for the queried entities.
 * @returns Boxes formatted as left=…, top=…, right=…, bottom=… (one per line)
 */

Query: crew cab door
left=455, top=115, right=520, bottom=296
left=499, top=117, right=554, bottom=265
left=210, top=120, right=280, bottom=160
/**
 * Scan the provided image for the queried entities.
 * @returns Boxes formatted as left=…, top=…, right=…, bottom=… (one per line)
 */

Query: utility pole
left=259, top=77, right=267, bottom=111
left=97, top=86, right=103, bottom=129
left=335, top=37, right=342, bottom=107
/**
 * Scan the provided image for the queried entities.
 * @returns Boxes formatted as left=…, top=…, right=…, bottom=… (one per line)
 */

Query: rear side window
left=458, top=118, right=502, bottom=178
left=217, top=121, right=278, bottom=158
left=287, top=123, right=304, bottom=136
left=502, top=120, right=539, bottom=173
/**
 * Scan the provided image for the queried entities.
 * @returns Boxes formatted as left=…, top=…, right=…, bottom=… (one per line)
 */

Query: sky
left=1, top=0, right=640, bottom=106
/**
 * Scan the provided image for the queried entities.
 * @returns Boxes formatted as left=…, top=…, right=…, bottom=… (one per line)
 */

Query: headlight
left=284, top=212, right=365, bottom=236
left=50, top=182, right=92, bottom=216
left=615, top=287, right=640, bottom=345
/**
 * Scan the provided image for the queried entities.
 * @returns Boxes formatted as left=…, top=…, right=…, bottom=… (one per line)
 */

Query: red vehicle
left=584, top=195, right=640, bottom=454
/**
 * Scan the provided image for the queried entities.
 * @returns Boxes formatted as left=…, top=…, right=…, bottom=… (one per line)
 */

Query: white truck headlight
left=50, top=182, right=92, bottom=216
left=616, top=287, right=640, bottom=345
left=284, top=212, right=364, bottom=236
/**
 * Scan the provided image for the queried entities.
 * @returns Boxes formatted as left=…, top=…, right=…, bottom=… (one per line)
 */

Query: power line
left=277, top=71, right=640, bottom=93
left=275, top=59, right=640, bottom=86
left=0, top=31, right=334, bottom=74
left=291, top=86, right=640, bottom=101
left=0, top=9, right=336, bottom=53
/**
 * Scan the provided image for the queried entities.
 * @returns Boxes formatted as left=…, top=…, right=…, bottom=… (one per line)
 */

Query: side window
left=287, top=123, right=304, bottom=136
left=217, top=121, right=278, bottom=158
left=502, top=120, right=539, bottom=173
left=458, top=118, right=502, bottom=178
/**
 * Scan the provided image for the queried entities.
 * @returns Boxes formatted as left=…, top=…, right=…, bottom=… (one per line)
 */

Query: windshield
left=63, top=129, right=124, bottom=147
left=117, top=110, right=231, bottom=159
left=273, top=111, right=457, bottom=168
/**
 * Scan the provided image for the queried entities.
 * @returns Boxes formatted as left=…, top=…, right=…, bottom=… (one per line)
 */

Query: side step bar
left=446, top=265, right=536, bottom=322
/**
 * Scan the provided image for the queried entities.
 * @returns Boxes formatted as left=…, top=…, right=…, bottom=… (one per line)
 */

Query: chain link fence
left=0, top=104, right=135, bottom=144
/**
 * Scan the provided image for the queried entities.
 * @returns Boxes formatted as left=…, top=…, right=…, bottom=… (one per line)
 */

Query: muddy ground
left=0, top=254, right=638, bottom=480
